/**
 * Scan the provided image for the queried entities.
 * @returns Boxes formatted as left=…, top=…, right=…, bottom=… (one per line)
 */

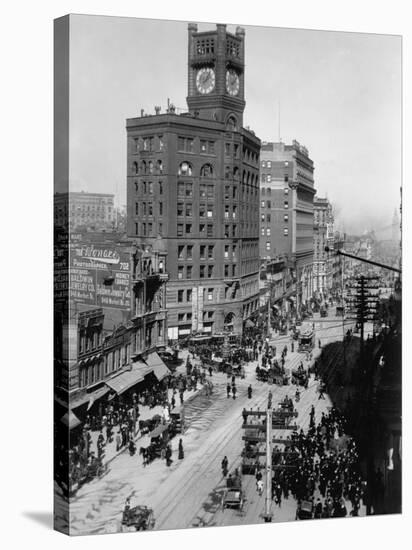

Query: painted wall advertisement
left=70, top=241, right=131, bottom=310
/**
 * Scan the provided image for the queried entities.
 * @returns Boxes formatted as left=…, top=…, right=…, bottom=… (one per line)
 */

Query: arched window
left=225, top=166, right=231, bottom=180
left=242, top=170, right=246, bottom=184
left=226, top=115, right=237, bottom=131
left=157, top=160, right=163, bottom=174
left=233, top=166, right=240, bottom=181
left=141, top=160, right=147, bottom=174
left=178, top=161, right=193, bottom=176
left=148, top=161, right=154, bottom=174
left=246, top=172, right=250, bottom=185
left=133, top=161, right=138, bottom=175
left=200, top=163, right=213, bottom=178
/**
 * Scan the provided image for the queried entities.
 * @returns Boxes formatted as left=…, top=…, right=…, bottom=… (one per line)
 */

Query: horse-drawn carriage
left=222, top=472, right=244, bottom=510
left=69, top=457, right=107, bottom=496
left=121, top=504, right=155, bottom=531
left=140, top=423, right=170, bottom=465
left=225, top=363, right=245, bottom=378
left=291, top=367, right=309, bottom=386
left=296, top=500, right=313, bottom=520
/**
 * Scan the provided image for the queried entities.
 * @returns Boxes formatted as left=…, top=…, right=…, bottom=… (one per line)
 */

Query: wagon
left=222, top=488, right=244, bottom=510
left=121, top=505, right=155, bottom=531
left=296, top=500, right=313, bottom=520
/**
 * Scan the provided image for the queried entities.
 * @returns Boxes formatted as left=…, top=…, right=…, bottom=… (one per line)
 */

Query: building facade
left=313, top=196, right=334, bottom=295
left=126, top=24, right=261, bottom=339
left=259, top=140, right=316, bottom=312
left=54, top=191, right=115, bottom=231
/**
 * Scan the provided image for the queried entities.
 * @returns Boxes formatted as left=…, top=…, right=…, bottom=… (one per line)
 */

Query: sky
left=65, top=14, right=402, bottom=235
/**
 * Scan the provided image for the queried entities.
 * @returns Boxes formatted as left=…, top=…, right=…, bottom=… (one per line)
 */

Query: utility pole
left=267, top=285, right=271, bottom=340
left=264, top=397, right=273, bottom=522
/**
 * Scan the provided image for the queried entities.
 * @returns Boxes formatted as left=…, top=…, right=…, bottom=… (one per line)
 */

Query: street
left=67, top=314, right=362, bottom=534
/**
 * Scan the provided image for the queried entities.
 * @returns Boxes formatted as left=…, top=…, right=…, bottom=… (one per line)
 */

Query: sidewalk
left=89, top=383, right=206, bottom=466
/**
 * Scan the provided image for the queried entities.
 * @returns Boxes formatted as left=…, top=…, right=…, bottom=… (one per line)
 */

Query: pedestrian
left=165, top=444, right=172, bottom=467
left=242, top=408, right=248, bottom=425
left=257, top=479, right=264, bottom=495
left=115, top=431, right=122, bottom=451
left=247, top=385, right=252, bottom=399
left=171, top=394, right=176, bottom=410
left=232, top=384, right=237, bottom=399
left=221, top=456, right=229, bottom=477
left=318, top=339, right=321, bottom=348
left=178, top=438, right=184, bottom=460
left=208, top=366, right=213, bottom=377
left=318, top=383, right=325, bottom=400
left=291, top=342, right=294, bottom=353
left=226, top=383, right=231, bottom=398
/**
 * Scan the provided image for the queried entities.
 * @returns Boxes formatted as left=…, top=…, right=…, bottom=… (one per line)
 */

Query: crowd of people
left=269, top=406, right=365, bottom=518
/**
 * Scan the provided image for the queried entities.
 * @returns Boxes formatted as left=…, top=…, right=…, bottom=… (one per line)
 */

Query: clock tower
left=187, top=23, right=246, bottom=127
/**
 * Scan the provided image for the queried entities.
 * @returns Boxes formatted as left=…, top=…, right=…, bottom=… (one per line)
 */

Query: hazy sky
left=67, top=15, right=401, bottom=234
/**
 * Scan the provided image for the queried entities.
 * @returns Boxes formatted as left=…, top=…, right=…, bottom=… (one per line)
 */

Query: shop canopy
left=71, top=385, right=110, bottom=410
left=145, top=352, right=171, bottom=382
left=149, top=423, right=170, bottom=439
left=60, top=410, right=82, bottom=430
left=244, top=319, right=255, bottom=328
left=105, top=361, right=150, bottom=395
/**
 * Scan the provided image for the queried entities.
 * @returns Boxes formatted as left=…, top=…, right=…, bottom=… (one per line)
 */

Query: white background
left=0, top=0, right=410, bottom=548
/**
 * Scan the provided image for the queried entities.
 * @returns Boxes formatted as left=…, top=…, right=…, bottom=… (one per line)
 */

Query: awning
left=145, top=352, right=171, bottom=382
left=149, top=423, right=170, bottom=439
left=71, top=385, right=110, bottom=410
left=244, top=319, right=255, bottom=328
left=60, top=410, right=82, bottom=430
left=105, top=362, right=148, bottom=395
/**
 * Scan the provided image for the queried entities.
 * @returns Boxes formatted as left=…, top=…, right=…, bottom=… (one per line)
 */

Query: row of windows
left=261, top=160, right=289, bottom=168
left=178, top=137, right=216, bottom=155
left=134, top=135, right=164, bottom=153
left=135, top=202, right=163, bottom=217
left=261, top=174, right=289, bottom=184
left=134, top=180, right=163, bottom=195
left=261, top=187, right=289, bottom=196
left=135, top=222, right=163, bottom=236
left=132, top=160, right=163, bottom=176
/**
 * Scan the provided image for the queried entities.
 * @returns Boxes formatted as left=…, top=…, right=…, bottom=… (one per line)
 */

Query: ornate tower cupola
left=187, top=23, right=246, bottom=128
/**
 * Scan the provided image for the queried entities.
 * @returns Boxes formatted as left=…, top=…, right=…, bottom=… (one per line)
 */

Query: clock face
left=196, top=68, right=215, bottom=94
left=226, top=69, right=240, bottom=96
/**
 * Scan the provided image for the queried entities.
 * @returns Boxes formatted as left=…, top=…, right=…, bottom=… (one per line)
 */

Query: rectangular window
left=159, top=202, right=163, bottom=216
left=261, top=201, right=265, bottom=208
left=187, top=312, right=192, bottom=321
left=178, top=290, right=184, bottom=302
left=159, top=181, right=163, bottom=194
left=199, top=223, right=206, bottom=234
left=186, top=183, right=193, bottom=197
left=224, top=186, right=230, bottom=200
left=143, top=202, right=147, bottom=215
left=225, top=143, right=231, bottom=156
left=158, top=135, right=164, bottom=151
left=284, top=187, right=289, bottom=195
left=207, top=288, right=213, bottom=301
left=266, top=228, right=271, bottom=236
left=267, top=200, right=271, bottom=209
left=284, top=175, right=289, bottom=183
left=159, top=223, right=163, bottom=235
left=187, top=245, right=193, bottom=259
left=284, top=228, right=289, bottom=236
left=208, top=141, right=215, bottom=154
left=224, top=265, right=229, bottom=277
left=267, top=175, right=271, bottom=183
left=224, top=245, right=229, bottom=259
left=284, top=201, right=289, bottom=209
left=208, top=245, right=214, bottom=259
left=232, top=264, right=236, bottom=277
left=266, top=242, right=270, bottom=251
left=199, top=205, right=206, bottom=218
left=200, top=245, right=206, bottom=260
left=200, top=184, right=206, bottom=198
left=135, top=203, right=139, bottom=216
left=178, top=182, right=185, bottom=196
left=178, top=266, right=184, bottom=279
left=177, top=203, right=184, bottom=216
left=207, top=265, right=213, bottom=278
left=200, top=140, right=207, bottom=153
left=148, top=203, right=153, bottom=216
left=207, top=207, right=213, bottom=218
left=149, top=182, right=153, bottom=194
left=234, top=143, right=239, bottom=158
left=178, top=245, right=185, bottom=259
left=135, top=223, right=139, bottom=235
left=225, top=205, right=229, bottom=219
left=186, top=265, right=192, bottom=279
left=200, top=265, right=205, bottom=278
left=224, top=225, right=230, bottom=238
left=207, top=185, right=214, bottom=198
left=178, top=313, right=185, bottom=322
left=185, top=224, right=192, bottom=234
left=232, top=225, right=237, bottom=237
left=177, top=223, right=183, bottom=236
left=284, top=214, right=289, bottom=222
left=207, top=224, right=213, bottom=238
left=261, top=213, right=265, bottom=222
left=142, top=223, right=146, bottom=235
left=187, top=289, right=192, bottom=301
left=261, top=227, right=265, bottom=236
left=186, top=203, right=192, bottom=217
left=266, top=214, right=271, bottom=222
left=148, top=222, right=153, bottom=235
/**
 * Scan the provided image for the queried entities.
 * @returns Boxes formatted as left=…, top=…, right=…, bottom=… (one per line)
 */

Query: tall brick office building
left=126, top=24, right=261, bottom=339
left=260, top=140, right=316, bottom=311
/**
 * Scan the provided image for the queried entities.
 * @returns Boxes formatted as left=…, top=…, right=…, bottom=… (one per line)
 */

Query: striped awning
left=105, top=362, right=150, bottom=395
left=145, top=352, right=171, bottom=382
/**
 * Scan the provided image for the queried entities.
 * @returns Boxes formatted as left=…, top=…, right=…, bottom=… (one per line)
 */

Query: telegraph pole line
left=264, top=395, right=273, bottom=522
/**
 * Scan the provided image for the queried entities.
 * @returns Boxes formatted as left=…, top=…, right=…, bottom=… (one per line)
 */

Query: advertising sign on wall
left=70, top=240, right=131, bottom=310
